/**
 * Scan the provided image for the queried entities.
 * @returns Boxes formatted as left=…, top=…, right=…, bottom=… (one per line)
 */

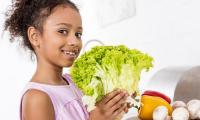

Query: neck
left=31, top=59, right=66, bottom=85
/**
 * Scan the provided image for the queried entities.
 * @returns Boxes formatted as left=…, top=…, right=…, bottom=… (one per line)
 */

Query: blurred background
left=1, top=0, right=200, bottom=119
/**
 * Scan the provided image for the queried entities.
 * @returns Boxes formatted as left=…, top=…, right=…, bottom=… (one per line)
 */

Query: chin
left=63, top=62, right=74, bottom=67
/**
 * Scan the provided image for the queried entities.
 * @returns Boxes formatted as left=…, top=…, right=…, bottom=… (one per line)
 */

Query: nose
left=67, top=33, right=81, bottom=47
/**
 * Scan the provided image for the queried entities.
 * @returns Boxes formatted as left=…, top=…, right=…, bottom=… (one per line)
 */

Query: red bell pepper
left=142, top=90, right=171, bottom=104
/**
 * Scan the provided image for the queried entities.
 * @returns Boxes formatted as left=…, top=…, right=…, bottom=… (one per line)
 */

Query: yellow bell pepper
left=139, top=94, right=173, bottom=120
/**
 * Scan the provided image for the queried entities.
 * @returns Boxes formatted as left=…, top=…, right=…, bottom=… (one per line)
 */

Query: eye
left=75, top=32, right=82, bottom=39
left=58, top=29, right=68, bottom=35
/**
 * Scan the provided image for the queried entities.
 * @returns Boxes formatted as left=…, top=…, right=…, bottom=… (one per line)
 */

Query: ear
left=27, top=26, right=40, bottom=48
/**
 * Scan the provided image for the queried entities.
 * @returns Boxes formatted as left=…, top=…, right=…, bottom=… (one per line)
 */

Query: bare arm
left=22, top=89, right=55, bottom=120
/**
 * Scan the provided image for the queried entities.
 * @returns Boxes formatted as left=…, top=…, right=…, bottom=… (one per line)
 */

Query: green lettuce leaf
left=70, top=45, right=153, bottom=111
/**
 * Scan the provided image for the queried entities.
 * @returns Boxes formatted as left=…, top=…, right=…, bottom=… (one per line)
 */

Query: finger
left=102, top=89, right=121, bottom=104
left=112, top=103, right=126, bottom=117
left=127, top=102, right=134, bottom=108
left=131, top=91, right=137, bottom=98
left=109, top=99, right=125, bottom=112
left=123, top=103, right=129, bottom=113
left=107, top=91, right=127, bottom=108
left=127, top=102, right=131, bottom=108
left=108, top=95, right=128, bottom=111
left=124, top=107, right=129, bottom=113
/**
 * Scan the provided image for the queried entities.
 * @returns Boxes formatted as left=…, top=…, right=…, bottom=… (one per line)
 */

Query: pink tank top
left=20, top=74, right=89, bottom=120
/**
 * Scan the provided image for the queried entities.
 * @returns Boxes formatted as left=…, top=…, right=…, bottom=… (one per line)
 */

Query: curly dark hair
left=4, top=0, right=79, bottom=53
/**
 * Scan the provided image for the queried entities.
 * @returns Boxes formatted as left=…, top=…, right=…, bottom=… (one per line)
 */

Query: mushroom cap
left=172, top=107, right=189, bottom=120
left=187, top=99, right=200, bottom=119
left=172, top=101, right=186, bottom=109
left=153, top=106, right=168, bottom=120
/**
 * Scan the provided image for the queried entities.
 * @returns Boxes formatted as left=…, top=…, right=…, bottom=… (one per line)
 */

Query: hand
left=89, top=89, right=128, bottom=120
left=124, top=91, right=137, bottom=113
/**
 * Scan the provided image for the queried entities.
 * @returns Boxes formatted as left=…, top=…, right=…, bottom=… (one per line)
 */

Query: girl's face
left=37, top=5, right=82, bottom=68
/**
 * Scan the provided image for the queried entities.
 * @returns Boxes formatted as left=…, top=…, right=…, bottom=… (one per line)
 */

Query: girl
left=4, top=0, right=129, bottom=120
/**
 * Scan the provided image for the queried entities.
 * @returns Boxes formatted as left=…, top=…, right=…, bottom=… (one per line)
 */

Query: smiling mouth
left=61, top=50, right=79, bottom=58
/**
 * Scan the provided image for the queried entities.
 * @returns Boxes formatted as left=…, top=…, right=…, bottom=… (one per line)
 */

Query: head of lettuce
left=70, top=45, right=153, bottom=111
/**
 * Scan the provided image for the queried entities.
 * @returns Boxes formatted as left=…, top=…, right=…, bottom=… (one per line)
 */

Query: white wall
left=1, top=0, right=200, bottom=119
left=81, top=0, right=200, bottom=90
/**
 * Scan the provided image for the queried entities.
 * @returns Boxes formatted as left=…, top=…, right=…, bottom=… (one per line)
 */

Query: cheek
left=40, top=36, right=62, bottom=53
left=79, top=41, right=83, bottom=49
left=43, top=32, right=63, bottom=46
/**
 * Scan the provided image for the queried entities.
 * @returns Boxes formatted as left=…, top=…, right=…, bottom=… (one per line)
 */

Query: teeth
left=63, top=51, right=76, bottom=56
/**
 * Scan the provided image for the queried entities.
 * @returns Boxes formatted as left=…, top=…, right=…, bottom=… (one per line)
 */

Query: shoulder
left=23, top=89, right=52, bottom=106
left=22, top=89, right=55, bottom=120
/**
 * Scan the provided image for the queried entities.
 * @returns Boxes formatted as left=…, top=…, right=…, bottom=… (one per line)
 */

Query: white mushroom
left=165, top=115, right=172, bottom=120
left=197, top=110, right=200, bottom=119
left=172, top=107, right=189, bottom=120
left=172, top=101, right=186, bottom=109
left=187, top=99, right=200, bottom=119
left=153, top=106, right=168, bottom=120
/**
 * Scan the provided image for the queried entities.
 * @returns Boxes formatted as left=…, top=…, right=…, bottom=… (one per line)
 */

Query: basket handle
left=82, top=39, right=105, bottom=52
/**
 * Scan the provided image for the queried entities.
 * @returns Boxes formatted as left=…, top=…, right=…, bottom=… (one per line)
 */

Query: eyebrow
left=56, top=23, right=82, bottom=30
